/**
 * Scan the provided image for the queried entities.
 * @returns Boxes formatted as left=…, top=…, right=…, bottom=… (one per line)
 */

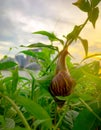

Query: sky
left=0, top=0, right=101, bottom=62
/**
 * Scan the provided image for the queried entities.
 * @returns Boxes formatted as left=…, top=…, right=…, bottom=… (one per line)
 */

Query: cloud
left=0, top=0, right=77, bottom=47
left=0, top=0, right=101, bottom=60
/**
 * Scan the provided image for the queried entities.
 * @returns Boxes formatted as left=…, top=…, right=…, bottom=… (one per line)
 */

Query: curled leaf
left=33, top=31, right=64, bottom=45
left=73, top=0, right=91, bottom=12
left=20, top=43, right=58, bottom=51
left=88, top=7, right=99, bottom=28
left=20, top=50, right=45, bottom=61
left=78, top=36, right=88, bottom=56
left=0, top=61, right=17, bottom=70
left=16, top=96, right=52, bottom=129
left=91, top=0, right=101, bottom=8
left=82, top=53, right=101, bottom=62
left=67, top=25, right=82, bottom=42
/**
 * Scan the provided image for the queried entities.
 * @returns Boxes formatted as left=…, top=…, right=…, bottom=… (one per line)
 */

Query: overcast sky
left=0, top=0, right=101, bottom=61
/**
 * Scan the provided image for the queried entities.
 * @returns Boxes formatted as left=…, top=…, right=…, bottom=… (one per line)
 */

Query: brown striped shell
left=49, top=47, right=75, bottom=106
left=50, top=70, right=73, bottom=97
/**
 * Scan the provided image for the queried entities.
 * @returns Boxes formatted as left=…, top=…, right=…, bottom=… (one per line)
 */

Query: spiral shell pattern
left=49, top=70, right=73, bottom=97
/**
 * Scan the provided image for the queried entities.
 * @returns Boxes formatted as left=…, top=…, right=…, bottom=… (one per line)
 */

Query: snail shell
left=50, top=70, right=73, bottom=97
left=49, top=47, right=75, bottom=106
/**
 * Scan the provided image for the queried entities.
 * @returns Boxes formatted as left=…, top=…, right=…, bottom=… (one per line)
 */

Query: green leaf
left=71, top=67, right=84, bottom=81
left=0, top=61, right=17, bottom=70
left=81, top=70, right=101, bottom=88
left=88, top=7, right=99, bottom=28
left=33, top=31, right=57, bottom=42
left=0, top=79, right=6, bottom=92
left=82, top=53, right=101, bottom=61
left=73, top=0, right=91, bottom=12
left=33, top=119, right=47, bottom=129
left=11, top=68, right=19, bottom=93
left=5, top=118, right=15, bottom=129
left=66, top=25, right=82, bottom=42
left=60, top=110, right=79, bottom=130
left=3, top=76, right=12, bottom=83
left=18, top=76, right=30, bottom=81
left=21, top=50, right=45, bottom=61
left=0, top=115, right=5, bottom=125
left=33, top=31, right=64, bottom=44
left=81, top=61, right=100, bottom=75
left=72, top=103, right=101, bottom=130
left=37, top=74, right=53, bottom=91
left=20, top=42, right=58, bottom=51
left=2, top=76, right=12, bottom=93
left=78, top=36, right=88, bottom=56
left=16, top=96, right=52, bottom=129
left=6, top=127, right=27, bottom=130
left=91, top=0, right=101, bottom=8
left=27, top=70, right=36, bottom=100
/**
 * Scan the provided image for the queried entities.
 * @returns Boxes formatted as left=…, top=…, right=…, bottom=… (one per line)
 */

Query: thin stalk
left=64, top=38, right=74, bottom=49
left=80, top=17, right=89, bottom=32
left=46, top=54, right=59, bottom=72
left=27, top=70, right=36, bottom=100
left=42, top=54, right=59, bottom=76
left=53, top=112, right=65, bottom=130
left=31, top=78, right=35, bottom=100
left=79, top=97, right=101, bottom=122
left=0, top=94, right=31, bottom=130
left=53, top=104, right=68, bottom=130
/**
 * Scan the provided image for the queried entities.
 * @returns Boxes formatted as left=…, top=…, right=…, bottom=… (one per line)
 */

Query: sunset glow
left=0, top=0, right=101, bottom=61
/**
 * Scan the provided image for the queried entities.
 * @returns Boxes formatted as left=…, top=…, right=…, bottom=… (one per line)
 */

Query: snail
left=49, top=47, right=75, bottom=106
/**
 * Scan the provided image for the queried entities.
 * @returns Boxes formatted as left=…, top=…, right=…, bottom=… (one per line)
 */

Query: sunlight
left=0, top=54, right=3, bottom=59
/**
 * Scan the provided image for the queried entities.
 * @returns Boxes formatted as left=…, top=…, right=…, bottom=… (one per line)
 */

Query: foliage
left=0, top=0, right=101, bottom=130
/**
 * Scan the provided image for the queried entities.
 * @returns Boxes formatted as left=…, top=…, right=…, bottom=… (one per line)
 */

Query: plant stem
left=79, top=97, right=101, bottom=122
left=0, top=94, right=31, bottom=130
left=42, top=54, right=59, bottom=76
left=80, top=17, right=89, bottom=32
left=31, top=78, right=35, bottom=100
left=64, top=17, right=89, bottom=48
left=44, top=17, right=89, bottom=74
left=53, top=104, right=68, bottom=130
left=53, top=113, right=64, bottom=130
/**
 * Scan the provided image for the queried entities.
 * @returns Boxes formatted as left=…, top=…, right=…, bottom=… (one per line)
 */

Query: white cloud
left=0, top=0, right=101, bottom=61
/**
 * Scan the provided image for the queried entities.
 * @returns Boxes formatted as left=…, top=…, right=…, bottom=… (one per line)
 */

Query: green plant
left=0, top=0, right=101, bottom=130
